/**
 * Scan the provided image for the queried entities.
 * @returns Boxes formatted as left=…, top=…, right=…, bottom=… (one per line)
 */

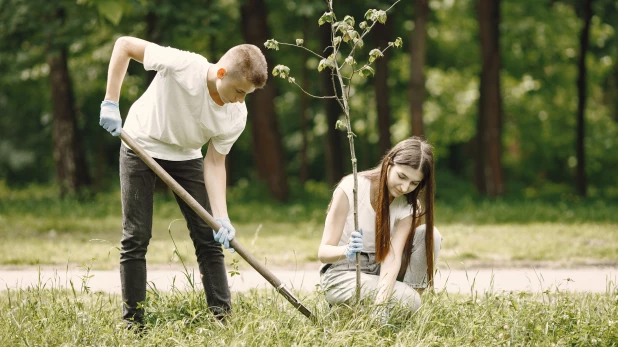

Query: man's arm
left=204, top=141, right=228, bottom=218
left=104, top=36, right=150, bottom=102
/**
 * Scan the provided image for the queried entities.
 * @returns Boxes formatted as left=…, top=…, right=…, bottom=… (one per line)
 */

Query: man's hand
left=213, top=217, right=236, bottom=253
left=100, top=100, right=122, bottom=136
left=344, top=229, right=363, bottom=260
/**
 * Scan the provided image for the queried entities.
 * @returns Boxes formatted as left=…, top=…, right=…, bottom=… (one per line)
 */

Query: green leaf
left=368, top=48, right=383, bottom=63
left=335, top=120, right=347, bottom=131
left=318, top=11, right=336, bottom=26
left=394, top=37, right=403, bottom=48
left=318, top=54, right=336, bottom=72
left=364, top=9, right=376, bottom=20
left=352, top=37, right=364, bottom=48
left=295, top=39, right=304, bottom=46
left=96, top=0, right=123, bottom=26
left=344, top=56, right=356, bottom=66
left=334, top=22, right=351, bottom=34
left=288, top=77, right=296, bottom=84
left=333, top=37, right=342, bottom=46
left=377, top=10, right=387, bottom=24
left=343, top=15, right=355, bottom=27
left=358, top=65, right=374, bottom=77
left=365, top=9, right=386, bottom=23
left=272, top=65, right=290, bottom=79
left=343, top=30, right=358, bottom=43
left=264, top=39, right=279, bottom=50
left=359, top=21, right=367, bottom=30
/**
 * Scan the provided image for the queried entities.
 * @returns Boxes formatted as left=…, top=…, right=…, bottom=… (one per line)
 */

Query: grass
left=1, top=269, right=617, bottom=346
left=2, top=182, right=618, bottom=345
left=1, top=182, right=617, bottom=269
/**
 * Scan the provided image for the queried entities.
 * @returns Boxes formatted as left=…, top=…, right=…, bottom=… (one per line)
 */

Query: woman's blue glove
left=344, top=229, right=363, bottom=260
left=99, top=100, right=122, bottom=136
left=213, top=217, right=236, bottom=253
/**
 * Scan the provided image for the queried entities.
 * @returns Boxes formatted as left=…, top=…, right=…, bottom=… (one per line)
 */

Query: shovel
left=119, top=132, right=316, bottom=322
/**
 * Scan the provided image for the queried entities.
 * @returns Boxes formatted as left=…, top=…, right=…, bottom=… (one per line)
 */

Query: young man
left=99, top=36, right=268, bottom=327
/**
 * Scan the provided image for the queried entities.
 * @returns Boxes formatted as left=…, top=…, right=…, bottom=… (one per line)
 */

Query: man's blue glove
left=213, top=217, right=236, bottom=253
left=100, top=100, right=122, bottom=136
left=344, top=229, right=363, bottom=260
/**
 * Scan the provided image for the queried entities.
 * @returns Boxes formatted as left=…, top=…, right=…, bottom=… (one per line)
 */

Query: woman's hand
left=344, top=229, right=363, bottom=260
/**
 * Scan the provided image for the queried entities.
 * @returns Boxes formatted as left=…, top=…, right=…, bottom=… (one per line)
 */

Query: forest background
left=1, top=0, right=617, bottom=211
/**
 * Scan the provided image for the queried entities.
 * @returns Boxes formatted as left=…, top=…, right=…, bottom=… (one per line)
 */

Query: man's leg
left=161, top=158, right=231, bottom=317
left=119, top=144, right=156, bottom=325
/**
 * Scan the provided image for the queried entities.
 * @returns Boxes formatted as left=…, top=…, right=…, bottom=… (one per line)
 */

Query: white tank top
left=335, top=174, right=417, bottom=253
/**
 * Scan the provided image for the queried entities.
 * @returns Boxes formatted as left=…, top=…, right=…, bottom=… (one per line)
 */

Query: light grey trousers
left=320, top=224, right=442, bottom=312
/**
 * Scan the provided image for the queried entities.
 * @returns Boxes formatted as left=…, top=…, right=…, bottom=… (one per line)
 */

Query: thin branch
left=278, top=42, right=325, bottom=59
left=385, top=0, right=402, bottom=12
left=331, top=71, right=345, bottom=111
left=291, top=79, right=339, bottom=100
left=347, top=0, right=402, bottom=60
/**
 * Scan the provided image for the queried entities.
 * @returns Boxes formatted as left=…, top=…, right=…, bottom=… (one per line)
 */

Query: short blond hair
left=220, top=44, right=268, bottom=89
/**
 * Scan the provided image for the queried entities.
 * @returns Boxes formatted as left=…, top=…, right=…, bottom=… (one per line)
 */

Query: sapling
left=265, top=0, right=403, bottom=301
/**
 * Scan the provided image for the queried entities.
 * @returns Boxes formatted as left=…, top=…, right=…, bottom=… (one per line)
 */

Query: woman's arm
left=374, top=215, right=413, bottom=305
left=317, top=189, right=350, bottom=263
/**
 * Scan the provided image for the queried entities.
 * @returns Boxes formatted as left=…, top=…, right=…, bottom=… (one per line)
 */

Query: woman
left=318, top=137, right=442, bottom=316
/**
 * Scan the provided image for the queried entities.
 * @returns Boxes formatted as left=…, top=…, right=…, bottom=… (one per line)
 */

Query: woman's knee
left=391, top=283, right=421, bottom=312
left=415, top=225, right=442, bottom=244
left=433, top=227, right=443, bottom=250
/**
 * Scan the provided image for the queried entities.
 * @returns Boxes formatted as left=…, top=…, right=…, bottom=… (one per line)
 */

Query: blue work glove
left=99, top=100, right=122, bottom=136
left=344, top=229, right=363, bottom=260
left=213, top=217, right=236, bottom=253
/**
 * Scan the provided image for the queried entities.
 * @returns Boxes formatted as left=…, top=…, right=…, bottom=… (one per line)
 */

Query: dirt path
left=1, top=266, right=617, bottom=294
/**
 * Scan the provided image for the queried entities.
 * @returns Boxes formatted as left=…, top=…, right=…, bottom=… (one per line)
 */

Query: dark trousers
left=119, top=143, right=231, bottom=323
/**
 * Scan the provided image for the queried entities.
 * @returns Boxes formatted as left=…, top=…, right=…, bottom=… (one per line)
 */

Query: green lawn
left=1, top=185, right=617, bottom=269
left=1, top=277, right=617, bottom=346
left=2, top=186, right=618, bottom=345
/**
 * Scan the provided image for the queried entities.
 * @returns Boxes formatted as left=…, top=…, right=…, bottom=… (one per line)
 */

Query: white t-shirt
left=122, top=43, right=247, bottom=160
left=336, top=174, right=418, bottom=253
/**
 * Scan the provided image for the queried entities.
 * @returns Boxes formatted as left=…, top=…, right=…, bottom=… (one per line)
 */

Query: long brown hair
left=363, top=137, right=436, bottom=287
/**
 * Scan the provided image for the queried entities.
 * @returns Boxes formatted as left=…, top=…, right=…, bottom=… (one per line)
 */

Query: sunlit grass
left=1, top=184, right=617, bottom=269
left=1, top=269, right=617, bottom=346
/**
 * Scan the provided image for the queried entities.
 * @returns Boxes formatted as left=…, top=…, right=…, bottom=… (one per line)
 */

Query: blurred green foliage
left=0, top=0, right=617, bottom=199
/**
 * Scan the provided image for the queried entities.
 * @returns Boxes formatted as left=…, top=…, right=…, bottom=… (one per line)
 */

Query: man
left=99, top=36, right=267, bottom=327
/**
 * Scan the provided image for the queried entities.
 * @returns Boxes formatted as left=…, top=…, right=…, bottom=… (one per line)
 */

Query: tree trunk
left=410, top=0, right=428, bottom=138
left=47, top=10, right=90, bottom=197
left=575, top=0, right=592, bottom=196
left=241, top=0, right=289, bottom=201
left=476, top=0, right=504, bottom=197
left=299, top=16, right=310, bottom=184
left=374, top=19, right=392, bottom=154
left=320, top=24, right=344, bottom=186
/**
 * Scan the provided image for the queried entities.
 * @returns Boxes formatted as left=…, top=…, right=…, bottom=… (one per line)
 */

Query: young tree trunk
left=614, top=63, right=618, bottom=123
left=575, top=0, right=592, bottom=196
left=241, top=0, right=289, bottom=201
left=320, top=24, right=344, bottom=186
left=299, top=16, right=310, bottom=184
left=47, top=12, right=90, bottom=196
left=410, top=0, right=429, bottom=137
left=476, top=0, right=504, bottom=197
left=374, top=20, right=392, bottom=154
